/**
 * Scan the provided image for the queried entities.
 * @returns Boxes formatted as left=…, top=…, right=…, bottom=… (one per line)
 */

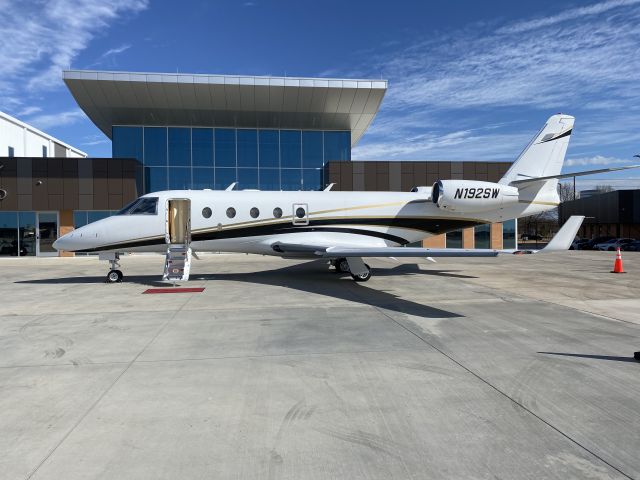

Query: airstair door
left=164, top=199, right=192, bottom=281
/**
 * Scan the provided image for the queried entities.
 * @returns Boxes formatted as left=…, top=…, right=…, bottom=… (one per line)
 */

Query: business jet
left=53, top=114, right=638, bottom=283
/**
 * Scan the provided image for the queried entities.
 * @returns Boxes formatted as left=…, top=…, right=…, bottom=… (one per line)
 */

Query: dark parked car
left=521, top=233, right=543, bottom=241
left=621, top=240, right=640, bottom=252
left=580, top=236, right=616, bottom=250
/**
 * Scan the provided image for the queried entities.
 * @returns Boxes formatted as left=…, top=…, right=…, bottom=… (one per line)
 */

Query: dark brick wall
left=0, top=157, right=142, bottom=212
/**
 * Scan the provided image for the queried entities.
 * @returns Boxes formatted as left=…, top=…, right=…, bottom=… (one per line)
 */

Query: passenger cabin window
left=202, top=207, right=212, bottom=218
left=226, top=207, right=236, bottom=218
left=250, top=207, right=259, bottom=218
left=273, top=207, right=282, bottom=218
left=116, top=197, right=159, bottom=215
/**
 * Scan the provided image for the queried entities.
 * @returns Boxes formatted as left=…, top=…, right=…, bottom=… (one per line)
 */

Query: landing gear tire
left=106, top=269, right=123, bottom=283
left=351, top=264, right=371, bottom=282
left=335, top=258, right=350, bottom=274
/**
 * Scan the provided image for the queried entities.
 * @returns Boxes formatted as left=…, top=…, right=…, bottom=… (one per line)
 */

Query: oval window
left=273, top=207, right=283, bottom=218
left=226, top=207, right=236, bottom=218
left=202, top=207, right=212, bottom=218
left=250, top=207, right=259, bottom=218
left=296, top=207, right=306, bottom=219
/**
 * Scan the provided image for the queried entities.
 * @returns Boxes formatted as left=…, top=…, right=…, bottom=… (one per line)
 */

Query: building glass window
left=192, top=128, right=214, bottom=167
left=259, top=130, right=279, bottom=168
left=215, top=167, right=236, bottom=190
left=145, top=166, right=168, bottom=192
left=168, top=167, right=192, bottom=190
left=42, top=145, right=48, bottom=157
left=18, top=212, right=36, bottom=256
left=238, top=168, right=258, bottom=190
left=281, top=169, right=302, bottom=191
left=215, top=128, right=236, bottom=168
left=8, top=146, right=15, bottom=157
left=474, top=224, right=491, bottom=249
left=112, top=126, right=143, bottom=163
left=302, top=169, right=323, bottom=191
left=446, top=229, right=463, bottom=248
left=192, top=167, right=215, bottom=190
left=503, top=219, right=516, bottom=249
left=0, top=212, right=18, bottom=257
left=144, top=127, right=167, bottom=166
left=280, top=130, right=301, bottom=168
left=168, top=127, right=191, bottom=167
left=237, top=129, right=258, bottom=168
left=302, top=131, right=323, bottom=168
left=324, top=131, right=350, bottom=162
left=259, top=169, right=280, bottom=191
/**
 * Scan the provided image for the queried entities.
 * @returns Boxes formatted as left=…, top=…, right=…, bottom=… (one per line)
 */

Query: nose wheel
left=103, top=253, right=123, bottom=283
left=106, top=269, right=123, bottom=283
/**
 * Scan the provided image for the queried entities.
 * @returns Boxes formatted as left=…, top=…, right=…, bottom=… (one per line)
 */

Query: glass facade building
left=113, top=126, right=350, bottom=193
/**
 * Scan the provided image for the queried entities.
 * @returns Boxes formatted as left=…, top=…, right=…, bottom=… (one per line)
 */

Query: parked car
left=595, top=238, right=635, bottom=251
left=521, top=233, right=543, bottom=241
left=580, top=236, right=616, bottom=250
left=620, top=240, right=640, bottom=252
left=569, top=238, right=590, bottom=250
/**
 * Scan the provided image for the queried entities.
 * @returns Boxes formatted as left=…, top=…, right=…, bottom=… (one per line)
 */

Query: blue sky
left=2, top=0, right=640, bottom=189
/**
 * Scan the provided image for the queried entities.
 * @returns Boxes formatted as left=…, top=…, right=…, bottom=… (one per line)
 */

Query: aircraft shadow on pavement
left=16, top=261, right=463, bottom=319
left=539, top=352, right=639, bottom=364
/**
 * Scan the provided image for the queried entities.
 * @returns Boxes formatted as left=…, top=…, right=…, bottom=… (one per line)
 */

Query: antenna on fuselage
left=225, top=182, right=238, bottom=191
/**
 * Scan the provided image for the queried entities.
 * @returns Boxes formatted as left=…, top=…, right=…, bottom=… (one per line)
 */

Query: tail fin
left=500, top=114, right=575, bottom=185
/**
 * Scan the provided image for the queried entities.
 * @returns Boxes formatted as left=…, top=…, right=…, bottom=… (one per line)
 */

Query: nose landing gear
left=100, top=252, right=123, bottom=283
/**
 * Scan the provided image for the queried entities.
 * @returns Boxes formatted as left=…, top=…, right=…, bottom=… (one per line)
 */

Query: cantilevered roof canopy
left=63, top=70, right=387, bottom=146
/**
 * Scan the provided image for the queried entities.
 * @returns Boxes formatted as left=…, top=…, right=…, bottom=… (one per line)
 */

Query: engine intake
left=432, top=180, right=519, bottom=213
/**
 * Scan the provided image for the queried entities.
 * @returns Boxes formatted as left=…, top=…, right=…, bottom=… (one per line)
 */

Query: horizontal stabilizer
left=509, top=165, right=640, bottom=186
left=542, top=215, right=584, bottom=252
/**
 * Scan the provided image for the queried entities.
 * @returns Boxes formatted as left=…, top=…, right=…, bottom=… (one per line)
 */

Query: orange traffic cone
left=611, top=247, right=625, bottom=274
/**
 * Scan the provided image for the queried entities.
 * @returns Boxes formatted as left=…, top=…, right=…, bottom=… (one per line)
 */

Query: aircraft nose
left=53, top=232, right=73, bottom=251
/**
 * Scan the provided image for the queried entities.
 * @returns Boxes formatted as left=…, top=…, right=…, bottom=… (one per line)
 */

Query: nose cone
left=53, top=232, right=72, bottom=251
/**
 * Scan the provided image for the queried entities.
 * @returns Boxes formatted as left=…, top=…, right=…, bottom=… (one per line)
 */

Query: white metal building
left=0, top=111, right=86, bottom=159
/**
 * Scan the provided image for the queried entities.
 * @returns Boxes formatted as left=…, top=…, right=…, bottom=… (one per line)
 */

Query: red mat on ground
left=143, top=287, right=205, bottom=294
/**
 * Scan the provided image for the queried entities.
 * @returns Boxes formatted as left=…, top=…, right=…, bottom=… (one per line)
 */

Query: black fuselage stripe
left=73, top=217, right=484, bottom=252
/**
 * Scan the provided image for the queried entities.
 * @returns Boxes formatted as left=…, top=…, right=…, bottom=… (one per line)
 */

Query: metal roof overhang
left=63, top=70, right=388, bottom=147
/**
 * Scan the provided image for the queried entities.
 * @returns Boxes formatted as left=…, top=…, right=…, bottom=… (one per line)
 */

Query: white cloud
left=15, top=106, right=42, bottom=117
left=497, top=0, right=640, bottom=34
left=26, top=109, right=87, bottom=129
left=101, top=44, right=131, bottom=58
left=565, top=155, right=633, bottom=167
left=0, top=0, right=148, bottom=100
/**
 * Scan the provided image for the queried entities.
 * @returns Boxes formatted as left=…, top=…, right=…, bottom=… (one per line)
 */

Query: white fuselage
left=54, top=188, right=555, bottom=256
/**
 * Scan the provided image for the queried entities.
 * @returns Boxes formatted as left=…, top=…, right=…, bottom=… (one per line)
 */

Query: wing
left=271, top=216, right=585, bottom=258
left=271, top=242, right=498, bottom=258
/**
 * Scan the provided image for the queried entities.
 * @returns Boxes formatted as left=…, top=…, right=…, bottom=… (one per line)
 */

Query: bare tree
left=557, top=182, right=577, bottom=202
left=595, top=184, right=614, bottom=193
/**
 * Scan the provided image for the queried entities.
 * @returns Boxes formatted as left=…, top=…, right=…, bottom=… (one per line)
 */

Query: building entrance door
left=36, top=212, right=59, bottom=256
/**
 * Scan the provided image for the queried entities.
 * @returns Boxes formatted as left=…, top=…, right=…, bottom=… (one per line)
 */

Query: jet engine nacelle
left=432, top=180, right=519, bottom=212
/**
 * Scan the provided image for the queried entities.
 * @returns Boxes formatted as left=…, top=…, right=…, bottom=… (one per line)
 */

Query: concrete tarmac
left=1, top=251, right=639, bottom=479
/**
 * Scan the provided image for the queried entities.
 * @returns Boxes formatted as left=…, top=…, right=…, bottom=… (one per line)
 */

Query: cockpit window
left=116, top=197, right=159, bottom=215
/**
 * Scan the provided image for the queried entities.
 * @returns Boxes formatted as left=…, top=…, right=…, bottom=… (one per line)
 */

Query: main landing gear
left=100, top=252, right=123, bottom=283
left=331, top=257, right=372, bottom=282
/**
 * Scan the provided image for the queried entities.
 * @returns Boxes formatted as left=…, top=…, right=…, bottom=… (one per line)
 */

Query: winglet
left=225, top=182, right=238, bottom=191
left=542, top=216, right=585, bottom=252
left=324, top=183, right=336, bottom=191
